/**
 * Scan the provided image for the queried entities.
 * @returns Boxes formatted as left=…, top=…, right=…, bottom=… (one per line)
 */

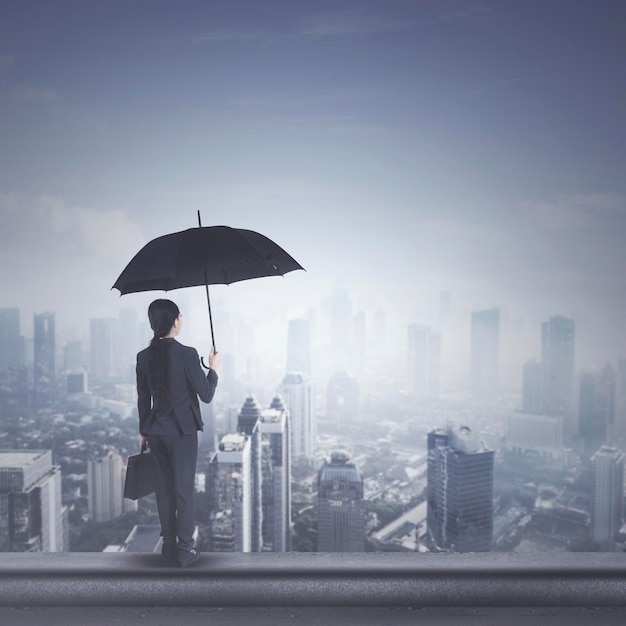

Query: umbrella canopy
left=112, top=225, right=304, bottom=294
left=112, top=224, right=304, bottom=355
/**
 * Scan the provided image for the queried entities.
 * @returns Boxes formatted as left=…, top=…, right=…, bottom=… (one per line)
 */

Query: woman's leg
left=146, top=435, right=177, bottom=544
left=169, top=432, right=198, bottom=549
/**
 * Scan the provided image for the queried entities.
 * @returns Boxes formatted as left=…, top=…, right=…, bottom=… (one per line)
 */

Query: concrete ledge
left=1, top=552, right=626, bottom=608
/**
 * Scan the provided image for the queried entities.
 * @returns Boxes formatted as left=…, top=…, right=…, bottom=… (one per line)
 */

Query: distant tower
left=352, top=311, right=367, bottom=374
left=0, top=449, right=63, bottom=552
left=237, top=395, right=262, bottom=436
left=326, top=371, right=359, bottom=427
left=407, top=324, right=442, bottom=398
left=281, top=373, right=315, bottom=460
left=33, top=312, right=56, bottom=406
left=257, top=401, right=291, bottom=552
left=317, top=450, right=365, bottom=552
left=470, top=308, right=500, bottom=402
left=117, top=307, right=139, bottom=377
left=0, top=308, right=21, bottom=369
left=522, top=358, right=542, bottom=414
left=591, top=445, right=624, bottom=545
left=427, top=425, right=494, bottom=552
left=286, top=318, right=311, bottom=377
left=87, top=449, right=123, bottom=522
left=207, top=433, right=252, bottom=552
left=541, top=316, right=575, bottom=431
left=90, top=318, right=117, bottom=380
left=616, top=360, right=626, bottom=444
left=579, top=365, right=617, bottom=456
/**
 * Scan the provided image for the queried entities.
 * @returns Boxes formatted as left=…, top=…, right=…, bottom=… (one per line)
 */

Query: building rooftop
left=0, top=449, right=47, bottom=468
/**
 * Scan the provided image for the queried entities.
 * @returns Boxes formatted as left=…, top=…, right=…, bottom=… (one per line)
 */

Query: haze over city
left=1, top=0, right=625, bottom=383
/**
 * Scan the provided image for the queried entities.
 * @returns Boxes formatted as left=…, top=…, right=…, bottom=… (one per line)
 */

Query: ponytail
left=146, top=299, right=180, bottom=407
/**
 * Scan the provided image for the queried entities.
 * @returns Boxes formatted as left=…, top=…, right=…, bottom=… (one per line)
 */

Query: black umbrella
left=112, top=212, right=304, bottom=356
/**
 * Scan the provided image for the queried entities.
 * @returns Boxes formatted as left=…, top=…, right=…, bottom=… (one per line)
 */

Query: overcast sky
left=1, top=0, right=625, bottom=370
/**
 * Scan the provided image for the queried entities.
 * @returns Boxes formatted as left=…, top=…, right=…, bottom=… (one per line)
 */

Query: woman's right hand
left=208, top=347, right=222, bottom=371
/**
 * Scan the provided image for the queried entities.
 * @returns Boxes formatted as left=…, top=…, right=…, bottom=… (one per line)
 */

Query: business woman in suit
left=136, top=298, right=221, bottom=567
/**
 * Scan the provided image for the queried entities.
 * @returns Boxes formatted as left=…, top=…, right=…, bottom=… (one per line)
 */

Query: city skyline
left=0, top=1, right=625, bottom=377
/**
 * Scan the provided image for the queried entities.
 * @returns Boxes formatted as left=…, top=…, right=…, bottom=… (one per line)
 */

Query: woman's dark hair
left=147, top=299, right=180, bottom=407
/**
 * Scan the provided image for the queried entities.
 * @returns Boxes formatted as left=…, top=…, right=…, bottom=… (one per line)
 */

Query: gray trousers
left=147, top=432, right=198, bottom=548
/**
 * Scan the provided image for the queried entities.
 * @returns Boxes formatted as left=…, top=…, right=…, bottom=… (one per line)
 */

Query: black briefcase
left=124, top=445, right=156, bottom=500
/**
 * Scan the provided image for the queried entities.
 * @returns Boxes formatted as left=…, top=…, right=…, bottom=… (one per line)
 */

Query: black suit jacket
left=136, top=338, right=218, bottom=436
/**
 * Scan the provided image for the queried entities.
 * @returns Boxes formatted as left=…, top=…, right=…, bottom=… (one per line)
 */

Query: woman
left=136, top=298, right=221, bottom=567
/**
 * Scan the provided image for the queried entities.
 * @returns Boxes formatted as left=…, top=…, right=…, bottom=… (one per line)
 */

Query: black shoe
left=161, top=540, right=178, bottom=565
left=178, top=546, right=201, bottom=568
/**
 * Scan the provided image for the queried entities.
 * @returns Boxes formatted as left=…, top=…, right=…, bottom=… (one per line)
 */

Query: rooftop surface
left=2, top=552, right=626, bottom=624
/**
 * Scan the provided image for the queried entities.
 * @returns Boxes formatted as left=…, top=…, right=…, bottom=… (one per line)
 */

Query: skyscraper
left=427, top=425, right=494, bottom=552
left=615, top=360, right=626, bottom=444
left=286, top=318, right=311, bottom=377
left=591, top=445, right=624, bottom=545
left=326, top=371, right=359, bottom=427
left=237, top=395, right=262, bottom=436
left=281, top=372, right=315, bottom=460
left=0, top=308, right=21, bottom=369
left=117, top=307, right=140, bottom=378
left=87, top=449, right=123, bottom=523
left=207, top=433, right=252, bottom=552
left=541, top=315, right=575, bottom=427
left=470, top=308, right=500, bottom=402
left=257, top=401, right=291, bottom=552
left=317, top=450, right=365, bottom=552
left=407, top=324, right=442, bottom=399
left=90, top=318, right=117, bottom=380
left=522, top=358, right=542, bottom=414
left=0, top=449, right=63, bottom=552
left=33, top=312, right=55, bottom=406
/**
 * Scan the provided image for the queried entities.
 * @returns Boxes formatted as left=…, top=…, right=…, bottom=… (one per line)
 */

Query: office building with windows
left=591, top=445, right=624, bottom=546
left=281, top=372, right=315, bottom=460
left=33, top=312, right=55, bottom=406
left=427, top=425, right=494, bottom=552
left=257, top=402, right=291, bottom=552
left=317, top=450, right=365, bottom=552
left=207, top=433, right=252, bottom=552
left=0, top=449, right=63, bottom=552
left=87, top=449, right=124, bottom=523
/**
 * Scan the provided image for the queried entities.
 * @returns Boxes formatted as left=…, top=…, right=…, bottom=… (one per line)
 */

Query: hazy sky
left=1, top=1, right=625, bottom=369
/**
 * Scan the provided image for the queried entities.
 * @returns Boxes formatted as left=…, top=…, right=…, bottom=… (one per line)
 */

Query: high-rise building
left=317, top=450, right=365, bottom=552
left=591, top=445, right=624, bottom=545
left=63, top=340, right=83, bottom=371
left=33, top=312, right=55, bottom=406
left=326, top=371, right=359, bottom=427
left=257, top=401, right=291, bottom=552
left=407, top=324, right=441, bottom=399
left=615, top=360, right=626, bottom=445
left=237, top=395, right=262, bottom=436
left=522, top=358, right=542, bottom=414
left=286, top=318, right=311, bottom=377
left=541, top=315, right=575, bottom=428
left=352, top=311, right=366, bottom=375
left=207, top=433, right=252, bottom=552
left=90, top=318, right=117, bottom=380
left=281, top=373, right=315, bottom=460
left=470, top=308, right=500, bottom=402
left=579, top=364, right=617, bottom=455
left=427, top=425, right=494, bottom=552
left=66, top=369, right=88, bottom=395
left=117, top=307, right=140, bottom=378
left=0, top=449, right=63, bottom=552
left=507, top=411, right=564, bottom=463
left=87, top=449, right=123, bottom=523
left=0, top=308, right=21, bottom=369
